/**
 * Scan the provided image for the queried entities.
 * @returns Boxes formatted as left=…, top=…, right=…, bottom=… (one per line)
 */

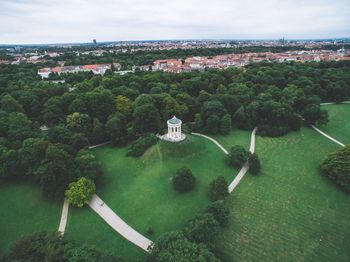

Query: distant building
left=93, top=39, right=97, bottom=45
left=38, top=63, right=119, bottom=78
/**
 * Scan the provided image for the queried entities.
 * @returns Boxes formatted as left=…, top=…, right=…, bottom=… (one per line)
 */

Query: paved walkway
left=89, top=194, right=153, bottom=252
left=320, top=101, right=350, bottom=106
left=191, top=132, right=229, bottom=154
left=311, top=125, right=345, bottom=147
left=58, top=198, right=69, bottom=235
left=88, top=141, right=111, bottom=149
left=228, top=127, right=257, bottom=192
left=192, top=128, right=257, bottom=193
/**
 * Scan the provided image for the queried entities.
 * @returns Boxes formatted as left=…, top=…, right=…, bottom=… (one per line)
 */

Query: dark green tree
left=172, top=166, right=196, bottom=192
left=227, top=145, right=249, bottom=168
left=209, top=176, right=229, bottom=201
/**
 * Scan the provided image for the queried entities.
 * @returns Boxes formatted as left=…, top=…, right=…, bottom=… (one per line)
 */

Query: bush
left=172, top=166, right=196, bottom=192
left=248, top=153, right=261, bottom=175
left=183, top=213, right=220, bottom=244
left=321, top=145, right=350, bottom=192
left=205, top=201, right=230, bottom=227
left=147, top=231, right=219, bottom=262
left=227, top=145, right=249, bottom=168
left=65, top=177, right=96, bottom=207
left=127, top=133, right=158, bottom=157
left=209, top=176, right=229, bottom=201
left=7, top=232, right=122, bottom=262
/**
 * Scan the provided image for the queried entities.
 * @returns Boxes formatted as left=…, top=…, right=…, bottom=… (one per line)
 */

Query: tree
left=116, top=95, right=132, bottom=118
left=70, top=133, right=90, bottom=152
left=205, top=201, right=230, bottom=227
left=65, top=177, right=96, bottom=207
left=220, top=113, right=232, bottom=135
left=227, top=145, right=249, bottom=168
left=0, top=94, right=24, bottom=113
left=183, top=213, right=220, bottom=244
left=75, top=149, right=103, bottom=180
left=248, top=153, right=261, bottom=175
left=106, top=115, right=127, bottom=146
left=302, top=104, right=328, bottom=125
left=127, top=133, right=158, bottom=157
left=209, top=176, right=229, bottom=201
left=66, top=112, right=91, bottom=134
left=205, top=114, right=220, bottom=134
left=35, top=144, right=76, bottom=200
left=321, top=145, right=350, bottom=192
left=48, top=125, right=72, bottom=144
left=133, top=104, right=160, bottom=135
left=172, top=166, right=196, bottom=192
left=8, top=232, right=122, bottom=262
left=147, top=231, right=219, bottom=262
left=19, top=138, right=48, bottom=178
left=7, top=112, right=36, bottom=148
left=0, top=144, right=18, bottom=180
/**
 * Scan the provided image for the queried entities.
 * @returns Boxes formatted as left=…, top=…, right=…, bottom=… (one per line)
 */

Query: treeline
left=1, top=232, right=123, bottom=261
left=0, top=61, right=350, bottom=200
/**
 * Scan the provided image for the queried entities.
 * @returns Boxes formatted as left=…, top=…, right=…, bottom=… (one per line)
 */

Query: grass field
left=217, top=127, right=350, bottom=261
left=318, top=103, right=350, bottom=144
left=65, top=133, right=251, bottom=261
left=65, top=206, right=145, bottom=261
left=0, top=182, right=61, bottom=254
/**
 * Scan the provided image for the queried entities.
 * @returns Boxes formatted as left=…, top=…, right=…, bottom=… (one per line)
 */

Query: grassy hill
left=65, top=133, right=251, bottom=261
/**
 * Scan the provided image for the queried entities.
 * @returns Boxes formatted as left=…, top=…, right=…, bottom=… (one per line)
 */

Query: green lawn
left=318, top=103, right=350, bottom=144
left=0, top=182, right=61, bottom=254
left=211, top=126, right=252, bottom=150
left=65, top=134, right=251, bottom=261
left=65, top=206, right=145, bottom=261
left=217, top=128, right=350, bottom=261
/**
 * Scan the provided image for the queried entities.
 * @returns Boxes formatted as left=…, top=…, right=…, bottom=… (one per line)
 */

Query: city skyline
left=1, top=0, right=349, bottom=44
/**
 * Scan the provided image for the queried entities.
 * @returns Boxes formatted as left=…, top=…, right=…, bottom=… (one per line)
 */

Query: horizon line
left=1, top=36, right=350, bottom=47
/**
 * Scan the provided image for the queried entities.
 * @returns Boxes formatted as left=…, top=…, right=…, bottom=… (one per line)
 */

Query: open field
left=217, top=127, right=350, bottom=261
left=65, top=133, right=251, bottom=261
left=318, top=103, right=350, bottom=144
left=0, top=182, right=61, bottom=254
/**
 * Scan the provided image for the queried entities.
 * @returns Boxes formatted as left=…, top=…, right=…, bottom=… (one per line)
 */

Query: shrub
left=321, top=145, right=350, bottom=192
left=172, top=166, right=196, bottom=192
left=65, top=177, right=96, bottom=207
left=209, top=176, right=229, bottom=201
left=183, top=213, right=220, bottom=244
left=227, top=145, right=249, bottom=168
left=127, top=133, right=158, bottom=157
left=248, top=153, right=261, bottom=175
left=147, top=231, right=219, bottom=262
left=206, top=201, right=230, bottom=227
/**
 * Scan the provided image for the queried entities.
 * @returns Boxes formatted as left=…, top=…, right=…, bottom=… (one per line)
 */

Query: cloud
left=0, top=0, right=349, bottom=44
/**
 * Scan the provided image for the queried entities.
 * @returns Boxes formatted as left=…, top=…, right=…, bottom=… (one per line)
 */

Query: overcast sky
left=1, top=0, right=349, bottom=44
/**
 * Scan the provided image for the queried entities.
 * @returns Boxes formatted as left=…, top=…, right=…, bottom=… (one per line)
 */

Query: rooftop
left=167, top=116, right=181, bottom=125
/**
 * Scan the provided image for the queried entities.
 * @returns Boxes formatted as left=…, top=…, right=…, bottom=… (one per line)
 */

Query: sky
left=0, top=0, right=349, bottom=44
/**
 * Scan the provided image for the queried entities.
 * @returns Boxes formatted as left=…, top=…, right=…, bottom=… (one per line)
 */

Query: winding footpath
left=58, top=199, right=69, bottom=235
left=89, top=194, right=153, bottom=252
left=192, top=127, right=257, bottom=193
left=311, top=101, right=349, bottom=147
left=311, top=125, right=345, bottom=147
